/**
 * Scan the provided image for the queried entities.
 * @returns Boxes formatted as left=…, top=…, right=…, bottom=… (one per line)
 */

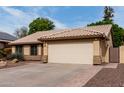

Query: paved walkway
left=103, top=63, right=118, bottom=68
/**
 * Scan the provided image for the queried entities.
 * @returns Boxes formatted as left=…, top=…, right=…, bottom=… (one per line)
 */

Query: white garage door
left=48, top=41, right=93, bottom=64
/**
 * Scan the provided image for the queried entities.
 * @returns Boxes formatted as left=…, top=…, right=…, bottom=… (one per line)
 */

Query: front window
left=16, top=45, right=23, bottom=54
left=30, top=45, right=37, bottom=56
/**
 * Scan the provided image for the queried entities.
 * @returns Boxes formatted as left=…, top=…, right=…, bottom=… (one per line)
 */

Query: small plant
left=4, top=48, right=12, bottom=55
left=7, top=53, right=24, bottom=61
left=0, top=49, right=6, bottom=59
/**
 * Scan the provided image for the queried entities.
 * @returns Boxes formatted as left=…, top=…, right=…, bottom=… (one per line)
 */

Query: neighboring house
left=0, top=31, right=16, bottom=49
left=9, top=24, right=113, bottom=64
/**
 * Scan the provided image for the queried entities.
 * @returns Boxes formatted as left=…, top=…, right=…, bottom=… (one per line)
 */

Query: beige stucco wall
left=93, top=40, right=101, bottom=56
left=43, top=43, right=48, bottom=56
left=42, top=42, right=48, bottom=63
left=38, top=45, right=42, bottom=55
left=100, top=40, right=109, bottom=63
left=24, top=55, right=41, bottom=61
left=23, top=45, right=42, bottom=56
left=11, top=44, right=42, bottom=61
left=93, top=33, right=112, bottom=64
left=23, top=45, right=42, bottom=61
left=104, top=46, right=109, bottom=63
left=105, top=33, right=113, bottom=63
left=12, top=45, right=42, bottom=55
left=100, top=40, right=105, bottom=62
left=23, top=45, right=30, bottom=55
left=120, top=45, right=124, bottom=63
left=12, top=46, right=15, bottom=54
left=107, top=32, right=113, bottom=47
left=93, top=39, right=102, bottom=64
left=99, top=32, right=113, bottom=63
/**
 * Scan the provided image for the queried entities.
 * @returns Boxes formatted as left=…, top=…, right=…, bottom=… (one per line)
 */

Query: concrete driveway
left=0, top=63, right=103, bottom=87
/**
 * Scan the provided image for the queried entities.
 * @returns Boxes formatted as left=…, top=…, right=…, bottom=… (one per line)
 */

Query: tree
left=14, top=26, right=28, bottom=38
left=28, top=17, right=55, bottom=35
left=87, top=6, right=124, bottom=47
left=112, top=24, right=124, bottom=47
left=103, top=6, right=114, bottom=22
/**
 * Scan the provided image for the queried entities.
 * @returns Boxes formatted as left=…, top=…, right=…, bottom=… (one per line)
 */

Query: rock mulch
left=0, top=61, right=26, bottom=69
left=84, top=64, right=124, bottom=87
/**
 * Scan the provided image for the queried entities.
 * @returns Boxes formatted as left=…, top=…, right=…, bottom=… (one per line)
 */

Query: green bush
left=0, top=49, right=6, bottom=58
left=7, top=53, right=24, bottom=61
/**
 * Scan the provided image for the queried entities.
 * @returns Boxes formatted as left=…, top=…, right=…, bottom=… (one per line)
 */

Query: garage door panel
left=48, top=41, right=93, bottom=64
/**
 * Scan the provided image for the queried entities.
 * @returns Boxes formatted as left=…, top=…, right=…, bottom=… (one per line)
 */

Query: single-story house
left=9, top=24, right=113, bottom=64
left=0, top=31, right=16, bottom=49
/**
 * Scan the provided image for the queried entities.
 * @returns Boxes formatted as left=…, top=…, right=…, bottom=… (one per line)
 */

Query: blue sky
left=0, top=6, right=123, bottom=35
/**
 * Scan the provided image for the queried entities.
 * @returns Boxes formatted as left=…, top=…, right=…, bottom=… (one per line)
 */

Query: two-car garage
left=48, top=40, right=93, bottom=64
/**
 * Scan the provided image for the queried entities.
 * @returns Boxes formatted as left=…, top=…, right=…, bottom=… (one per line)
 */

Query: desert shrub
left=0, top=49, right=6, bottom=58
left=4, top=48, right=12, bottom=55
left=0, top=48, right=12, bottom=59
left=7, top=53, right=24, bottom=61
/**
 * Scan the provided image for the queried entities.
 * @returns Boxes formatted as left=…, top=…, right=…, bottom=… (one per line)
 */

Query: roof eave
left=38, top=35, right=106, bottom=41
left=9, top=41, right=43, bottom=46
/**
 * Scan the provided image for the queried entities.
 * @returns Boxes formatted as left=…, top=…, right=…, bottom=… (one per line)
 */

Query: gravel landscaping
left=84, top=64, right=124, bottom=87
left=0, top=62, right=26, bottom=69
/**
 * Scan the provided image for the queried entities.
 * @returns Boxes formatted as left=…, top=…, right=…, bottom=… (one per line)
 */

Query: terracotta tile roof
left=83, top=24, right=112, bottom=36
left=9, top=24, right=112, bottom=45
left=39, top=24, right=112, bottom=41
left=39, top=29, right=104, bottom=41
left=9, top=30, right=66, bottom=45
